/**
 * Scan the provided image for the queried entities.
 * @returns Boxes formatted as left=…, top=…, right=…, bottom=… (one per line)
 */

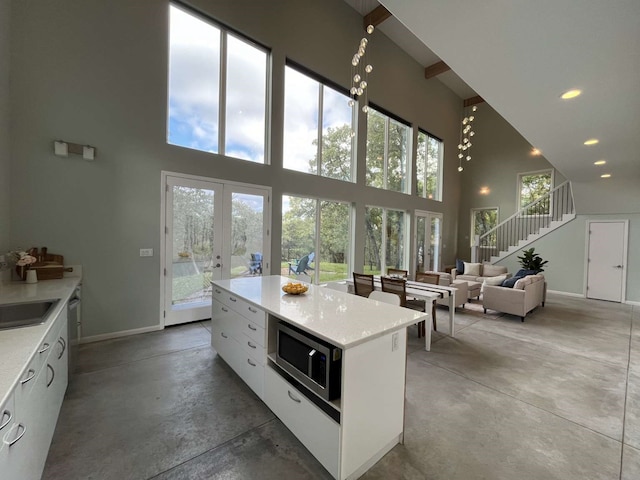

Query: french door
left=162, top=172, right=270, bottom=326
left=414, top=210, right=442, bottom=274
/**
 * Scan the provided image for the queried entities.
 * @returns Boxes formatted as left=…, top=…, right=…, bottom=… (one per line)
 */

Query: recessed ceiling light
left=594, top=160, right=606, bottom=165
left=561, top=89, right=582, bottom=100
left=531, top=148, right=542, bottom=156
left=601, top=173, right=611, bottom=178
left=584, top=139, right=599, bottom=146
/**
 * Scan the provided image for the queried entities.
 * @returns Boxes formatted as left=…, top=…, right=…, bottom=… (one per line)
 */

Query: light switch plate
left=140, top=248, right=153, bottom=257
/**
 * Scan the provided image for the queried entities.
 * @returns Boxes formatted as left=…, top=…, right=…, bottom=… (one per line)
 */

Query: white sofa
left=451, top=262, right=511, bottom=283
left=482, top=274, right=546, bottom=321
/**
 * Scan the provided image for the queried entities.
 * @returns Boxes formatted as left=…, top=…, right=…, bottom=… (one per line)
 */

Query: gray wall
left=0, top=0, right=10, bottom=263
left=497, top=215, right=639, bottom=303
left=9, top=0, right=463, bottom=337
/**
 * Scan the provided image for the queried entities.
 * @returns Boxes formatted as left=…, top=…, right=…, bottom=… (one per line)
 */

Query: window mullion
left=317, top=85, right=323, bottom=176
left=218, top=30, right=227, bottom=156
left=381, top=209, right=387, bottom=271
left=383, top=118, right=389, bottom=190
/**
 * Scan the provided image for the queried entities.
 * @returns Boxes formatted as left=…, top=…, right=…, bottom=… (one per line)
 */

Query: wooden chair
left=380, top=276, right=427, bottom=337
left=414, top=272, right=439, bottom=333
left=387, top=268, right=408, bottom=278
left=352, top=272, right=375, bottom=297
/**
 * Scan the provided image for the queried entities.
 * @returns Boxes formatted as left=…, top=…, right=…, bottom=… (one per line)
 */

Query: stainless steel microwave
left=275, top=321, right=342, bottom=401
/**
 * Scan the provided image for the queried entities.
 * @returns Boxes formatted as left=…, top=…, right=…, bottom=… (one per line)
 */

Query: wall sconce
left=479, top=186, right=490, bottom=195
left=53, top=140, right=97, bottom=160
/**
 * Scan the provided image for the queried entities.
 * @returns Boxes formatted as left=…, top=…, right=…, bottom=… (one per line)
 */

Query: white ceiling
left=344, top=0, right=640, bottom=210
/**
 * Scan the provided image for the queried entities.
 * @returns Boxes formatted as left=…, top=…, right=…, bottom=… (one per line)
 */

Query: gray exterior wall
left=8, top=0, right=463, bottom=337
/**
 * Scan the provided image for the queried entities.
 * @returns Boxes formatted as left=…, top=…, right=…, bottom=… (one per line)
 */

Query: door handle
left=614, top=265, right=623, bottom=269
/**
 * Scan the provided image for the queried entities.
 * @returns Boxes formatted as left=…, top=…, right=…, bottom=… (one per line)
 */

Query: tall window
left=283, top=65, right=354, bottom=181
left=518, top=170, right=553, bottom=215
left=416, top=130, right=443, bottom=201
left=168, top=4, right=268, bottom=163
left=281, top=195, right=351, bottom=282
left=364, top=206, right=406, bottom=274
left=366, top=108, right=410, bottom=193
left=471, top=208, right=498, bottom=247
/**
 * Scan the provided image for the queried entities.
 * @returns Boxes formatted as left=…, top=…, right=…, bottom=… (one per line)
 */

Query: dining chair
left=352, top=272, right=375, bottom=297
left=380, top=276, right=427, bottom=337
left=386, top=268, right=408, bottom=278
left=414, top=271, right=439, bottom=332
left=368, top=290, right=401, bottom=305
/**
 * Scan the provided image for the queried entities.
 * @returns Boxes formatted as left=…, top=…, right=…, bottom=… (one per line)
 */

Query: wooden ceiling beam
left=363, top=5, right=392, bottom=29
left=424, top=61, right=450, bottom=79
left=463, top=95, right=485, bottom=107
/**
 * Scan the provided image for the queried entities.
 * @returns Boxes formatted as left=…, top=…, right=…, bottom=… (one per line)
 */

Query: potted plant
left=517, top=247, right=548, bottom=273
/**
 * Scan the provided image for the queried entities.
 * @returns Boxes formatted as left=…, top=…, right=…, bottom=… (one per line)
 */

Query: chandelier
left=457, top=105, right=478, bottom=172
left=348, top=24, right=375, bottom=125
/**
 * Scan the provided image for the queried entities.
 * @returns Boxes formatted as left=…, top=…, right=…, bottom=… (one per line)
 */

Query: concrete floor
left=42, top=293, right=640, bottom=479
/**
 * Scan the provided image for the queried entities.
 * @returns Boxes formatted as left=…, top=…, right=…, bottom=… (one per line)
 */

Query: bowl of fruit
left=282, top=282, right=309, bottom=295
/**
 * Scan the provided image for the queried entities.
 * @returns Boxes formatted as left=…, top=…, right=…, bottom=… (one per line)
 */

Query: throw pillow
left=515, top=269, right=537, bottom=277
left=456, top=258, right=465, bottom=274
left=463, top=262, right=481, bottom=276
left=514, top=276, right=534, bottom=290
left=481, top=274, right=507, bottom=293
left=483, top=264, right=508, bottom=277
left=501, top=276, right=523, bottom=288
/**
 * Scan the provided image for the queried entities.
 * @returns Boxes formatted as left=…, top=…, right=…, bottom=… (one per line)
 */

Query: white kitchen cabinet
left=0, top=306, right=69, bottom=480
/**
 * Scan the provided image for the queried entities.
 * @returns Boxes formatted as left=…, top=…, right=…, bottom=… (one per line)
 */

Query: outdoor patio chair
left=289, top=253, right=314, bottom=275
left=248, top=252, right=262, bottom=275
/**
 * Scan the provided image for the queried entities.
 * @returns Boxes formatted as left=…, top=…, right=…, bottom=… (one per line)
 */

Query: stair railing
left=472, top=181, right=574, bottom=263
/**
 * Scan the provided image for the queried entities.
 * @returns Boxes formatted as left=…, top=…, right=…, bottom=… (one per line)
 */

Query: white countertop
left=212, top=275, right=428, bottom=349
left=0, top=277, right=81, bottom=408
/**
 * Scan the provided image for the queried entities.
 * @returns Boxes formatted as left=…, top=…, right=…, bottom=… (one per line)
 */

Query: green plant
left=517, top=247, right=548, bottom=273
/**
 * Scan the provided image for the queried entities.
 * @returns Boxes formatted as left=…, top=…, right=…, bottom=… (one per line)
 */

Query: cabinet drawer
left=240, top=333, right=265, bottom=365
left=212, top=287, right=266, bottom=327
left=242, top=320, right=265, bottom=348
left=264, top=367, right=340, bottom=478
left=0, top=392, right=15, bottom=455
left=242, top=355, right=264, bottom=398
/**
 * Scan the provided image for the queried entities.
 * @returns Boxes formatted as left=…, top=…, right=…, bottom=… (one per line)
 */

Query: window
left=518, top=170, right=553, bottom=215
left=281, top=195, right=351, bottom=282
left=364, top=206, right=406, bottom=274
left=416, top=130, right=443, bottom=200
left=471, top=208, right=498, bottom=247
left=283, top=65, right=354, bottom=181
left=168, top=4, right=268, bottom=163
left=366, top=108, right=411, bottom=193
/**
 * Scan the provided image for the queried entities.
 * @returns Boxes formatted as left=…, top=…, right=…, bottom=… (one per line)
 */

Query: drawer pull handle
left=215, top=288, right=221, bottom=294
left=5, top=423, right=26, bottom=446
left=248, top=324, right=257, bottom=331
left=247, top=341, right=256, bottom=349
left=46, top=364, right=55, bottom=388
left=229, top=296, right=237, bottom=302
left=248, top=307, right=257, bottom=314
left=221, top=307, right=229, bottom=313
left=38, top=342, right=51, bottom=354
left=0, top=410, right=12, bottom=431
left=287, top=390, right=301, bottom=403
left=221, top=333, right=228, bottom=339
left=247, top=359, right=257, bottom=367
left=20, top=369, right=36, bottom=385
left=57, top=337, right=66, bottom=359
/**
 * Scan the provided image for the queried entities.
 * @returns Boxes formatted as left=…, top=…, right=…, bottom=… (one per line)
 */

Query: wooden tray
left=16, top=247, right=72, bottom=280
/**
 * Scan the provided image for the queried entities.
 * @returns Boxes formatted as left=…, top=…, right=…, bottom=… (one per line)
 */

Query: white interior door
left=586, top=221, right=627, bottom=302
left=162, top=173, right=271, bottom=326
left=414, top=210, right=442, bottom=274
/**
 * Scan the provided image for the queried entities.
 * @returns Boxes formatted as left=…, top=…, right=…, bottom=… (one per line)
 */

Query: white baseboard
left=547, top=289, right=584, bottom=298
left=625, top=300, right=640, bottom=306
left=80, top=324, right=163, bottom=344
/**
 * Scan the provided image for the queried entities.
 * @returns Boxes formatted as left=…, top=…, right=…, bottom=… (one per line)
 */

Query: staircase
left=472, top=181, right=576, bottom=264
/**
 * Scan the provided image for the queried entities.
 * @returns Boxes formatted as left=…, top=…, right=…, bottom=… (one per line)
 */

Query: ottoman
left=465, top=281, right=482, bottom=300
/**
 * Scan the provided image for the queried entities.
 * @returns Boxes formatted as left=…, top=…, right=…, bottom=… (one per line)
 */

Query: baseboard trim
left=547, top=290, right=584, bottom=298
left=625, top=300, right=640, bottom=306
left=80, top=324, right=163, bottom=344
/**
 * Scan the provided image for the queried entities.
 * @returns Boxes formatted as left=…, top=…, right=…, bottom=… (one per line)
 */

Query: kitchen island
left=211, top=275, right=429, bottom=480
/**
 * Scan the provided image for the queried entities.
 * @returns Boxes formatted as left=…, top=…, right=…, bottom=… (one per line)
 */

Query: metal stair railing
left=473, top=181, right=574, bottom=263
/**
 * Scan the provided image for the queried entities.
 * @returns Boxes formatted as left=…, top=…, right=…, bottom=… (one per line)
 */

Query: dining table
left=343, top=275, right=461, bottom=351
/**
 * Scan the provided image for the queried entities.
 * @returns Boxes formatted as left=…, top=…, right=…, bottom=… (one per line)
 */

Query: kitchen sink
left=0, top=299, right=60, bottom=330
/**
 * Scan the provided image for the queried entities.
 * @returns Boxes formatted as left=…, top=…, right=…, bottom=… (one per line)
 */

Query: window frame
left=470, top=207, right=499, bottom=248
left=167, top=2, right=271, bottom=164
left=365, top=105, right=412, bottom=194
left=282, top=61, right=356, bottom=182
left=416, top=129, right=443, bottom=201
left=363, top=205, right=409, bottom=274
left=516, top=168, right=554, bottom=216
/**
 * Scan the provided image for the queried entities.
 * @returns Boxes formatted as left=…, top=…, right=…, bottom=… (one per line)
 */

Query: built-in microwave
left=276, top=321, right=342, bottom=401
